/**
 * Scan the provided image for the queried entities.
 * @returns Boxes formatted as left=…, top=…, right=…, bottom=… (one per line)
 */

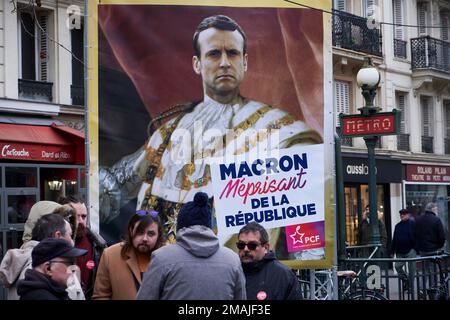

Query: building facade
left=333, top=0, right=450, bottom=252
left=0, top=0, right=86, bottom=295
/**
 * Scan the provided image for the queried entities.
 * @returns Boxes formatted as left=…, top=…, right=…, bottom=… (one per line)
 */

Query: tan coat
left=92, top=242, right=143, bottom=300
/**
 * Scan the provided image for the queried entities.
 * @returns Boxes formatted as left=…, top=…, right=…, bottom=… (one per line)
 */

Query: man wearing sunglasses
left=16, top=238, right=87, bottom=300
left=237, top=222, right=302, bottom=300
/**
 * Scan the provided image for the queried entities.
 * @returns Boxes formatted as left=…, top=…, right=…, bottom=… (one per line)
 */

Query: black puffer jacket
left=17, top=269, right=69, bottom=300
left=243, top=251, right=302, bottom=300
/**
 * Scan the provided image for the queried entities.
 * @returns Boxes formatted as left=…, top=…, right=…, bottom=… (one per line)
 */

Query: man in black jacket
left=17, top=238, right=87, bottom=300
left=414, top=202, right=446, bottom=255
left=390, top=209, right=416, bottom=290
left=237, top=222, right=302, bottom=300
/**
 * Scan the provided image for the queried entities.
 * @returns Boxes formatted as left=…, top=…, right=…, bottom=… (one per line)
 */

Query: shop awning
left=0, top=123, right=85, bottom=164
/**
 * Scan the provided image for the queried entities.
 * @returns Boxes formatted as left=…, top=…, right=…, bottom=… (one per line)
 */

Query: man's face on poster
left=193, top=28, right=248, bottom=99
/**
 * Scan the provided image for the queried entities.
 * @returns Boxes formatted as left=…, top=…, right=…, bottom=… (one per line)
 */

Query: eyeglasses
left=136, top=210, right=158, bottom=218
left=236, top=241, right=262, bottom=251
left=49, top=260, right=74, bottom=267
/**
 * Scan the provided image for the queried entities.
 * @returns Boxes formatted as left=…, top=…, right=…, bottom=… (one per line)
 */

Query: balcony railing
left=394, top=39, right=407, bottom=59
left=18, top=79, right=53, bottom=102
left=332, top=10, right=382, bottom=56
left=445, top=138, right=450, bottom=155
left=71, top=84, right=85, bottom=106
left=411, top=36, right=450, bottom=73
left=336, top=127, right=352, bottom=146
left=422, top=136, right=434, bottom=153
left=397, top=133, right=410, bottom=151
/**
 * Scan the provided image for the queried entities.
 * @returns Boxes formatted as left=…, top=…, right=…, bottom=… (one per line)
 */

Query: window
left=393, top=0, right=407, bottom=58
left=421, top=96, right=434, bottom=153
left=441, top=14, right=450, bottom=41
left=417, top=2, right=429, bottom=36
left=393, top=0, right=404, bottom=40
left=18, top=9, right=53, bottom=102
left=445, top=101, right=450, bottom=154
left=334, top=0, right=347, bottom=11
left=362, top=0, right=376, bottom=18
left=20, top=12, right=36, bottom=81
left=71, top=24, right=84, bottom=105
left=334, top=80, right=352, bottom=146
left=441, top=13, right=450, bottom=70
left=396, top=92, right=409, bottom=151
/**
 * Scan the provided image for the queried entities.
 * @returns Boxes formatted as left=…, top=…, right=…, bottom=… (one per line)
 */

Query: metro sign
left=339, top=110, right=400, bottom=137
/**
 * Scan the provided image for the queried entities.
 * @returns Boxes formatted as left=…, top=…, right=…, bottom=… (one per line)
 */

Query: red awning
left=0, top=123, right=85, bottom=164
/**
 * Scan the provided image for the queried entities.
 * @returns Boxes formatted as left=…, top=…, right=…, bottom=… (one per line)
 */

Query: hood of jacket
left=176, top=225, right=219, bottom=258
left=17, top=269, right=68, bottom=299
left=0, top=240, right=39, bottom=286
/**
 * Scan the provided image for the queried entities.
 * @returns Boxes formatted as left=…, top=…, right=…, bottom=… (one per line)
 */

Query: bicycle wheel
left=346, top=289, right=387, bottom=300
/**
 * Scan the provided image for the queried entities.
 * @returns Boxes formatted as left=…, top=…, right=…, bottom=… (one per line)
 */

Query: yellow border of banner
left=88, top=0, right=334, bottom=269
left=98, top=0, right=326, bottom=9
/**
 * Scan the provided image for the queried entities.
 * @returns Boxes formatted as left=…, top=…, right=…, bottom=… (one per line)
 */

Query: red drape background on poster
left=98, top=5, right=324, bottom=136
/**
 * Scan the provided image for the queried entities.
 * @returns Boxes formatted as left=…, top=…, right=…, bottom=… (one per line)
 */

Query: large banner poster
left=89, top=0, right=334, bottom=268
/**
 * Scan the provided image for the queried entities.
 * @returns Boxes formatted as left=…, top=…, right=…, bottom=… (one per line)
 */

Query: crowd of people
left=0, top=192, right=301, bottom=300
left=0, top=196, right=446, bottom=300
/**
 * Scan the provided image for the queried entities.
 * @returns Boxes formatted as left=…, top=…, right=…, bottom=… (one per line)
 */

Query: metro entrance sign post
left=338, top=58, right=400, bottom=246
left=340, top=110, right=400, bottom=137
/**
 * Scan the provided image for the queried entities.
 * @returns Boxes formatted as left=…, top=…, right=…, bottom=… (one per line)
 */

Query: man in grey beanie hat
left=137, top=192, right=246, bottom=300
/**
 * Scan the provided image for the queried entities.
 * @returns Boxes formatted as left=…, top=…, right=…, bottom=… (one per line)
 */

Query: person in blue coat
left=390, top=209, right=416, bottom=289
left=237, top=222, right=302, bottom=300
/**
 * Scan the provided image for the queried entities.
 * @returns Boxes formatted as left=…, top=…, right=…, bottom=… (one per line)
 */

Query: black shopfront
left=342, top=154, right=402, bottom=247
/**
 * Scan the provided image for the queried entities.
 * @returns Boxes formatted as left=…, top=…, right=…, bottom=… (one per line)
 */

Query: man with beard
left=58, top=195, right=107, bottom=299
left=237, top=222, right=302, bottom=300
left=136, top=192, right=245, bottom=300
left=93, top=210, right=164, bottom=299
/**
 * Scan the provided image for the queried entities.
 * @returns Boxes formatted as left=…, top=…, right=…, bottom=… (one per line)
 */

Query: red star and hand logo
left=289, top=225, right=305, bottom=245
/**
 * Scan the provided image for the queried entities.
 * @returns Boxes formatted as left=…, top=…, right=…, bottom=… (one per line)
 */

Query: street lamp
left=357, top=60, right=381, bottom=116
left=356, top=58, right=381, bottom=246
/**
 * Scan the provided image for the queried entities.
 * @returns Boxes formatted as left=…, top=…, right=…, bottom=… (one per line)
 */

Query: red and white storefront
left=0, top=122, right=86, bottom=259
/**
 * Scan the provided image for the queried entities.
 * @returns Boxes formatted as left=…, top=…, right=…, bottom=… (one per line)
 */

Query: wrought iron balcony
left=332, top=10, right=382, bottom=56
left=336, top=127, right=352, bottom=146
left=445, top=138, right=450, bottom=155
left=71, top=84, right=85, bottom=106
left=18, top=79, right=53, bottom=102
left=394, top=39, right=407, bottom=59
left=411, top=36, right=450, bottom=73
left=421, top=136, right=434, bottom=153
left=397, top=133, right=410, bottom=151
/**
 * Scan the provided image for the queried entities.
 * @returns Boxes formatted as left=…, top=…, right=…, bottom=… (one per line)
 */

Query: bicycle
left=425, top=254, right=450, bottom=300
left=338, top=245, right=388, bottom=300
left=337, top=270, right=387, bottom=300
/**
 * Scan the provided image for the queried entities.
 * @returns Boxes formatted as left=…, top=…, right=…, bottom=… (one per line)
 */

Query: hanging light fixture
left=48, top=179, right=62, bottom=191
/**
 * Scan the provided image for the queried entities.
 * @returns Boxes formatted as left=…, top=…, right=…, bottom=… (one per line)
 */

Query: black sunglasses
left=136, top=210, right=158, bottom=218
left=236, top=241, right=262, bottom=251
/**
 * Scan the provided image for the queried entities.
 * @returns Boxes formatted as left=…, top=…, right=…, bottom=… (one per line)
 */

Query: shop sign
left=0, top=142, right=74, bottom=162
left=405, top=164, right=450, bottom=183
left=342, top=156, right=402, bottom=183
left=339, top=110, right=400, bottom=137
